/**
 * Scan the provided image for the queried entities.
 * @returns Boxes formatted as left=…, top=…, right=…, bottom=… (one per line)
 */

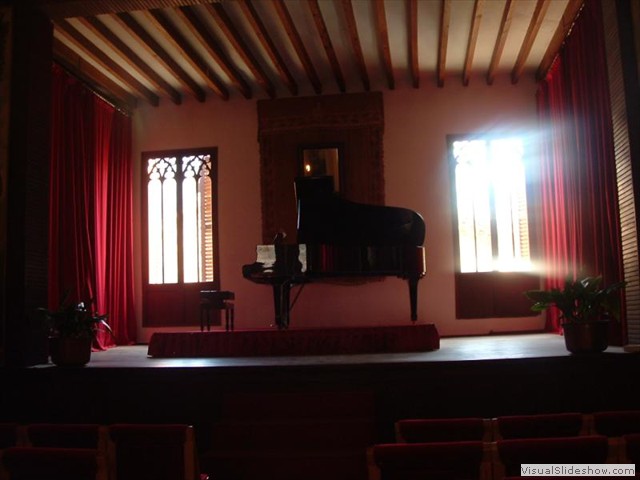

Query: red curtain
left=49, top=64, right=136, bottom=347
left=103, top=106, right=137, bottom=346
left=535, top=0, right=625, bottom=343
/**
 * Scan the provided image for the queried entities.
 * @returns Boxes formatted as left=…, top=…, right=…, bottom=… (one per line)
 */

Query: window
left=449, top=135, right=538, bottom=319
left=451, top=136, right=531, bottom=273
left=142, top=147, right=219, bottom=327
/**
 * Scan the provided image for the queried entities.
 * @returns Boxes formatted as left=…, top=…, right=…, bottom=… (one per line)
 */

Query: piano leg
left=272, top=282, right=292, bottom=329
left=408, top=277, right=419, bottom=322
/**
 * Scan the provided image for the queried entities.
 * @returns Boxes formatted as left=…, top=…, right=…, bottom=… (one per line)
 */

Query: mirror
left=300, top=145, right=342, bottom=192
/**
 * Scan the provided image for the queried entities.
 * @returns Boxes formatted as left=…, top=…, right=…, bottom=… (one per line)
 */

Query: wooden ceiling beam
left=340, top=0, right=370, bottom=91
left=308, top=0, right=346, bottom=93
left=176, top=5, right=252, bottom=99
left=511, top=0, right=551, bottom=84
left=408, top=0, right=419, bottom=89
left=53, top=37, right=137, bottom=113
left=113, top=11, right=206, bottom=102
left=374, top=0, right=394, bottom=90
left=42, top=0, right=573, bottom=104
left=205, top=2, right=276, bottom=99
left=437, top=0, right=451, bottom=87
left=487, top=0, right=514, bottom=85
left=272, top=0, right=322, bottom=95
left=38, top=1, right=217, bottom=19
left=144, top=9, right=229, bottom=100
left=463, top=0, right=484, bottom=86
left=536, top=0, right=584, bottom=80
left=237, top=0, right=298, bottom=96
left=78, top=16, right=182, bottom=105
left=54, top=19, right=160, bottom=106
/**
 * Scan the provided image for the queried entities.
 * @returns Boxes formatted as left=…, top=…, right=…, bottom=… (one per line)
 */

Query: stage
left=3, top=333, right=639, bottom=440
left=41, top=332, right=620, bottom=368
left=2, top=332, right=639, bottom=479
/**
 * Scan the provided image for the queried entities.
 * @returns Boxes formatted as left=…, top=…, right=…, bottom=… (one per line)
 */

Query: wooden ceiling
left=37, top=0, right=584, bottom=112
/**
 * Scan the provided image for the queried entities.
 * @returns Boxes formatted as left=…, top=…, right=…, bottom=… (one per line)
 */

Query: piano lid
left=295, top=176, right=425, bottom=247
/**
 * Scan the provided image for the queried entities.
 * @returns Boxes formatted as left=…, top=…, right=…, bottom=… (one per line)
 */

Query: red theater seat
left=108, top=424, right=206, bottom=480
left=494, top=435, right=609, bottom=478
left=1, top=446, right=106, bottom=480
left=395, top=417, right=490, bottom=443
left=26, top=424, right=105, bottom=450
left=593, top=410, right=640, bottom=437
left=494, top=412, right=584, bottom=440
left=368, top=441, right=491, bottom=480
left=0, top=425, right=20, bottom=450
left=622, top=433, right=640, bottom=464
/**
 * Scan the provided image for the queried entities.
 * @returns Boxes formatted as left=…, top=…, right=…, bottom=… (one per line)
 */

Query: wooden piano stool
left=200, top=290, right=235, bottom=332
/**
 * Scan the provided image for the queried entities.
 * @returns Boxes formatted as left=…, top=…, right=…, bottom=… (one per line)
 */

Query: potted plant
left=39, top=295, right=112, bottom=367
left=525, top=275, right=626, bottom=353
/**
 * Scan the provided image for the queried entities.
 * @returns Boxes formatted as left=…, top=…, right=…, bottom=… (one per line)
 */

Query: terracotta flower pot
left=49, top=336, right=93, bottom=367
left=562, top=320, right=609, bottom=354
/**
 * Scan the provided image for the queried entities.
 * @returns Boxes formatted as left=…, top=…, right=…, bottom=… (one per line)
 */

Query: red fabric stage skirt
left=147, top=324, right=440, bottom=358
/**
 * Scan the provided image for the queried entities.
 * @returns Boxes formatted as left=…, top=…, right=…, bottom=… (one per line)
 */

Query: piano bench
left=200, top=290, right=235, bottom=332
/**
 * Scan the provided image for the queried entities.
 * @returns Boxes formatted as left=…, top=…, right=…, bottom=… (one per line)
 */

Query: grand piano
left=242, top=176, right=427, bottom=329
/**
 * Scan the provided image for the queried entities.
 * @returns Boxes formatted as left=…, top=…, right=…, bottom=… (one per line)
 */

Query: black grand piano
left=242, top=176, right=427, bottom=329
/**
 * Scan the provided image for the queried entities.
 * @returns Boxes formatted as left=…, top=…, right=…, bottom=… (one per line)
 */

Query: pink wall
left=133, top=80, right=545, bottom=342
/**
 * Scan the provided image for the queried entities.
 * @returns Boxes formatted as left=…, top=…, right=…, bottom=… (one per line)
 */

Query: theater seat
left=395, top=418, right=490, bottom=443
left=0, top=425, right=21, bottom=450
left=621, top=433, right=640, bottom=465
left=592, top=410, right=640, bottom=437
left=0, top=446, right=107, bottom=480
left=493, top=435, right=610, bottom=478
left=0, top=425, right=23, bottom=480
left=107, top=424, right=207, bottom=480
left=494, top=412, right=584, bottom=440
left=25, top=424, right=106, bottom=450
left=368, top=441, right=491, bottom=480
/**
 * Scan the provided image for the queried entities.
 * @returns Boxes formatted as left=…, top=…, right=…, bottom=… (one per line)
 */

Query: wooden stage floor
left=34, top=332, right=628, bottom=369
left=6, top=332, right=639, bottom=436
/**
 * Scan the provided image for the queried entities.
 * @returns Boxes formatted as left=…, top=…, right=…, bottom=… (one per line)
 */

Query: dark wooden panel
left=3, top=6, right=52, bottom=366
left=604, top=0, right=640, bottom=344
left=455, top=272, right=540, bottom=319
left=143, top=282, right=220, bottom=327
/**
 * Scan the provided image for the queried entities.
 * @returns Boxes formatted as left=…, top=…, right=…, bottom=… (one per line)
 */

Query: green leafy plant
left=525, top=275, right=626, bottom=323
left=39, top=293, right=112, bottom=339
